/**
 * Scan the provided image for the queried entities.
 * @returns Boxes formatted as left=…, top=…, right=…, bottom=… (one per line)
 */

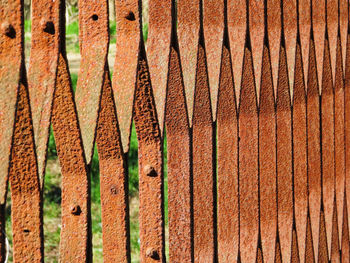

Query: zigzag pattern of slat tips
left=1, top=0, right=350, bottom=262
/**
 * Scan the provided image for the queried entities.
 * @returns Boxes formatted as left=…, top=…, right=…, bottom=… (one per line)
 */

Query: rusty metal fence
left=0, top=0, right=349, bottom=262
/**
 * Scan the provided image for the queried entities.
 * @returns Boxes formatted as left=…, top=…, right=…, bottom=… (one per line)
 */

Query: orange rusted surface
left=299, top=0, right=311, bottom=86
left=217, top=44, right=238, bottom=262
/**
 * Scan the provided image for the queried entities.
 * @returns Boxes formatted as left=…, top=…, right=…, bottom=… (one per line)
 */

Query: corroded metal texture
left=217, top=44, right=238, bottom=262
left=147, top=0, right=172, bottom=134
left=133, top=52, right=165, bottom=263
left=10, top=81, right=43, bottom=262
left=113, top=0, right=141, bottom=152
left=239, top=46, right=259, bottom=263
left=192, top=44, right=216, bottom=262
left=28, top=0, right=60, bottom=185
left=96, top=68, right=129, bottom=263
left=177, top=0, right=200, bottom=126
left=259, top=44, right=277, bottom=263
left=298, top=0, right=311, bottom=86
left=75, top=0, right=109, bottom=165
left=53, top=54, right=91, bottom=262
left=166, top=46, right=193, bottom=262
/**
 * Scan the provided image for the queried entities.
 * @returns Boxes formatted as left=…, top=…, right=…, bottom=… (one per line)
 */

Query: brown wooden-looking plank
left=193, top=44, right=216, bottom=262
left=166, top=45, right=193, bottom=262
left=217, top=44, right=239, bottom=262
left=259, top=44, right=277, bottom=263
left=239, top=46, right=259, bottom=263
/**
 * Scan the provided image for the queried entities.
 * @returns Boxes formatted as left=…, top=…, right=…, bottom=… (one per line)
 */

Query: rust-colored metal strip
left=217, top=44, right=239, bottom=262
left=339, top=0, right=348, bottom=73
left=346, top=28, right=350, bottom=241
left=342, top=196, right=349, bottom=261
left=321, top=39, right=335, bottom=258
left=298, top=0, right=311, bottom=87
left=326, top=0, right=338, bottom=85
left=282, top=0, right=297, bottom=98
left=96, top=67, right=129, bottom=263
left=319, top=211, right=329, bottom=261
left=113, top=0, right=141, bottom=152
left=147, top=0, right=172, bottom=133
left=177, top=0, right=200, bottom=126
left=9, top=81, right=43, bottom=262
left=53, top=54, right=91, bottom=262
left=249, top=0, right=264, bottom=100
left=293, top=42, right=308, bottom=263
left=166, top=45, right=193, bottom=262
left=259, top=44, right=277, bottom=263
left=192, top=44, right=216, bottom=262
left=133, top=51, right=165, bottom=263
left=305, top=215, right=316, bottom=262
left=28, top=0, right=60, bottom=186
left=203, top=0, right=224, bottom=120
left=0, top=0, right=23, bottom=206
left=334, top=37, right=346, bottom=248
left=75, top=0, right=109, bottom=165
left=227, top=0, right=246, bottom=105
left=276, top=44, right=293, bottom=263
left=239, top=46, right=259, bottom=263
left=311, top=0, right=326, bottom=90
left=331, top=205, right=340, bottom=262
left=307, top=39, right=322, bottom=263
left=267, top=0, right=281, bottom=93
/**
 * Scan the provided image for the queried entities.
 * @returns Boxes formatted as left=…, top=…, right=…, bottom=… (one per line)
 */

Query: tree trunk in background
left=109, top=0, right=116, bottom=21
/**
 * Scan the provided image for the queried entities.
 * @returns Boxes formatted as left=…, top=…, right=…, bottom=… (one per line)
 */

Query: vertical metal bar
left=177, top=0, right=200, bottom=126
left=293, top=42, right=308, bottom=263
left=133, top=54, right=165, bottom=263
left=259, top=44, right=277, bottom=263
left=326, top=0, right=338, bottom=86
left=227, top=0, right=246, bottom=105
left=113, top=0, right=141, bottom=152
left=96, top=68, right=130, bottom=263
left=276, top=44, right=293, bottom=263
left=307, top=39, right=322, bottom=263
left=75, top=0, right=109, bottom=165
left=53, top=54, right=91, bottom=262
left=203, top=0, right=225, bottom=120
left=217, top=45, right=239, bottom=262
left=166, top=46, right=193, bottom=263
left=28, top=0, right=60, bottom=186
left=339, top=0, right=348, bottom=74
left=9, top=82, right=43, bottom=262
left=192, top=44, right=216, bottom=262
left=147, top=0, right=172, bottom=134
left=321, top=39, right=335, bottom=259
left=341, top=196, right=349, bottom=261
left=239, top=46, right=259, bottom=263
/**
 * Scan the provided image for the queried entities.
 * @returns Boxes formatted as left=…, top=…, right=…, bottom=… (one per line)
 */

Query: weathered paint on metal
left=227, top=0, right=246, bottom=105
left=217, top=44, right=238, bottom=262
left=75, top=0, right=109, bottom=165
left=28, top=0, right=60, bottom=186
left=282, top=0, right=297, bottom=99
left=192, top=43, right=216, bottom=262
left=339, top=0, right=348, bottom=74
left=335, top=38, right=346, bottom=248
left=133, top=52, right=165, bottom=263
left=276, top=44, right=293, bottom=263
left=239, top=46, right=259, bottom=263
left=293, top=42, right=308, bottom=263
left=307, top=39, right=322, bottom=263
left=0, top=0, right=23, bottom=206
left=311, top=0, right=326, bottom=91
left=203, top=0, right=224, bottom=120
left=96, top=67, right=129, bottom=263
left=177, top=0, right=200, bottom=126
left=327, top=0, right=338, bottom=86
left=249, top=0, right=264, bottom=100
left=147, top=0, right=172, bottom=134
left=166, top=46, right=193, bottom=262
left=113, top=0, right=141, bottom=152
left=267, top=0, right=281, bottom=94
left=9, top=81, right=43, bottom=262
left=298, top=0, right=311, bottom=87
left=259, top=44, right=277, bottom=263
left=321, top=39, right=335, bottom=259
left=53, top=54, right=91, bottom=262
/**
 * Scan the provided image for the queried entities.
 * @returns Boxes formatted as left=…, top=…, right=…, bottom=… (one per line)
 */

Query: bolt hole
left=43, top=21, right=55, bottom=35
left=125, top=11, right=136, bottom=21
left=91, top=14, right=99, bottom=21
left=23, top=229, right=30, bottom=233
